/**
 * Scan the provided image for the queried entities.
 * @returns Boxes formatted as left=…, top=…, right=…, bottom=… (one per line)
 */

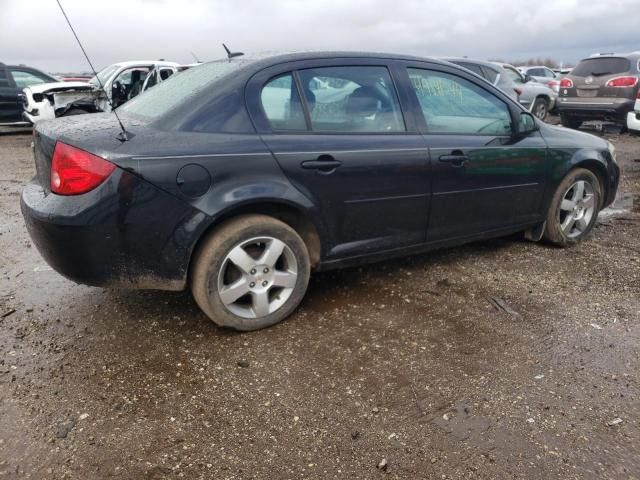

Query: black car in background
left=21, top=52, right=619, bottom=331
left=0, top=62, right=57, bottom=126
left=557, top=52, right=640, bottom=130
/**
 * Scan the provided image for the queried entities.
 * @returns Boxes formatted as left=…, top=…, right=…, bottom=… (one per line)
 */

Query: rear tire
left=191, top=214, right=310, bottom=331
left=532, top=97, right=549, bottom=121
left=560, top=113, right=582, bottom=129
left=543, top=168, right=601, bottom=247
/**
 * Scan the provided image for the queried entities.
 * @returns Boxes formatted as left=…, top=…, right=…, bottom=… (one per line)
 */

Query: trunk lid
left=32, top=113, right=149, bottom=195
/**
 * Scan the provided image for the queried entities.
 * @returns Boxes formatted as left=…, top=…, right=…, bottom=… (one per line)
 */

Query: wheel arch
left=187, top=200, right=325, bottom=285
left=545, top=154, right=610, bottom=215
left=572, top=159, right=609, bottom=209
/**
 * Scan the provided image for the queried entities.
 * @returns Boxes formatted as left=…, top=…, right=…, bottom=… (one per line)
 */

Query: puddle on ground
left=599, top=192, right=640, bottom=218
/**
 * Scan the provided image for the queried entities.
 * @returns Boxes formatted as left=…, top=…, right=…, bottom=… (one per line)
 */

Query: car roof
left=440, top=57, right=501, bottom=72
left=491, top=62, right=518, bottom=70
left=218, top=51, right=455, bottom=70
left=582, top=52, right=640, bottom=61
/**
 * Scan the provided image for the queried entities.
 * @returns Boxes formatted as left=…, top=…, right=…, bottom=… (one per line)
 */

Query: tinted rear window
left=120, top=60, right=248, bottom=119
left=454, top=62, right=485, bottom=78
left=481, top=66, right=499, bottom=84
left=571, top=57, right=631, bottom=77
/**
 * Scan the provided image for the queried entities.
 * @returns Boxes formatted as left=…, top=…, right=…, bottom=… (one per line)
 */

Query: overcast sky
left=1, top=0, right=639, bottom=73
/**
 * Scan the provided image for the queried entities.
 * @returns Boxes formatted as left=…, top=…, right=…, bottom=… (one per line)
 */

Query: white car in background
left=628, top=94, right=640, bottom=133
left=22, top=60, right=179, bottom=123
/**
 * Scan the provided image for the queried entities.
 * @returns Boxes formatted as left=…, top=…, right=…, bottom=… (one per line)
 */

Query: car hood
left=540, top=123, right=608, bottom=149
left=26, top=81, right=97, bottom=94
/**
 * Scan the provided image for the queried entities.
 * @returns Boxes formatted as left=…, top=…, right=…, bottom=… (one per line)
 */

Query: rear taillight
left=514, top=88, right=523, bottom=98
left=51, top=142, right=115, bottom=195
left=605, top=76, right=638, bottom=88
left=560, top=78, right=573, bottom=88
left=547, top=80, right=559, bottom=88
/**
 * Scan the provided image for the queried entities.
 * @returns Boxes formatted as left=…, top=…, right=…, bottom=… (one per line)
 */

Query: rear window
left=571, top=57, right=631, bottom=77
left=120, top=60, right=248, bottom=119
left=481, top=66, right=499, bottom=84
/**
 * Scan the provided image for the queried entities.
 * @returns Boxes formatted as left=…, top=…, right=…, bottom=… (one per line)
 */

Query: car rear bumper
left=557, top=97, right=635, bottom=123
left=20, top=171, right=206, bottom=291
left=627, top=109, right=640, bottom=132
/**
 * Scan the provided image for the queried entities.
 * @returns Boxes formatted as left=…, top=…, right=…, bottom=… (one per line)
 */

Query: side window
left=144, top=70, right=159, bottom=90
left=160, top=69, right=174, bottom=81
left=113, top=67, right=151, bottom=101
left=407, top=68, right=512, bottom=136
left=296, top=66, right=405, bottom=133
left=9, top=69, right=51, bottom=88
left=456, top=62, right=485, bottom=79
left=480, top=66, right=499, bottom=85
left=504, top=67, right=524, bottom=84
left=260, top=73, right=306, bottom=131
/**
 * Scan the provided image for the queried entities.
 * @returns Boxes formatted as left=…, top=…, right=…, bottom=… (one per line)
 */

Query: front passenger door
left=404, top=66, right=548, bottom=242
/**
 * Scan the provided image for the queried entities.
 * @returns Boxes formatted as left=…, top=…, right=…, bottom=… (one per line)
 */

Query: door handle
left=439, top=151, right=468, bottom=167
left=300, top=155, right=342, bottom=172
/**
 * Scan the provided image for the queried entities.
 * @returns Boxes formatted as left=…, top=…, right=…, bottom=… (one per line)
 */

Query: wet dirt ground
left=0, top=122, right=639, bottom=479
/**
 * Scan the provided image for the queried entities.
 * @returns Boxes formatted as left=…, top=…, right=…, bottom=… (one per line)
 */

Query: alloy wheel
left=558, top=180, right=596, bottom=238
left=217, top=236, right=298, bottom=319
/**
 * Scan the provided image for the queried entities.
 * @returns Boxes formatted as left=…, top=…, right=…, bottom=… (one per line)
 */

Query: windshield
left=571, top=57, right=631, bottom=77
left=89, top=64, right=119, bottom=86
left=120, top=60, right=248, bottom=119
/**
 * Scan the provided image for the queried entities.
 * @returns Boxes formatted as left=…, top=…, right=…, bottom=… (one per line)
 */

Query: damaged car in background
left=21, top=60, right=180, bottom=123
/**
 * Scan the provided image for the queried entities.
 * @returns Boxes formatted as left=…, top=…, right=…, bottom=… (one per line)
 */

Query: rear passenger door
left=399, top=64, right=548, bottom=242
left=247, top=60, right=430, bottom=259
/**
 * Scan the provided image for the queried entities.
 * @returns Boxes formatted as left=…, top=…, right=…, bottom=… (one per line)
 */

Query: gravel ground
left=0, top=121, right=639, bottom=479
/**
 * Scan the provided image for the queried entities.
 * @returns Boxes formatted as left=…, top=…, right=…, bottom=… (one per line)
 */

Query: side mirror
left=517, top=112, right=537, bottom=135
left=524, top=74, right=533, bottom=83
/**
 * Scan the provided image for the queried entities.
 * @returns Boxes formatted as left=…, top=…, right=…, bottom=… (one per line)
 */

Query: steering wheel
left=112, top=81, right=127, bottom=102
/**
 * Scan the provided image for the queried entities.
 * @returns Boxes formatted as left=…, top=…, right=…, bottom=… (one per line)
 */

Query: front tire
left=191, top=214, right=311, bottom=331
left=543, top=168, right=601, bottom=247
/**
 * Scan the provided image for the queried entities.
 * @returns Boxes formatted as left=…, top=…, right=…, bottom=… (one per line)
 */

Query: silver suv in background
left=442, top=57, right=518, bottom=101
left=496, top=63, right=557, bottom=120
left=519, top=65, right=562, bottom=93
left=444, top=58, right=557, bottom=121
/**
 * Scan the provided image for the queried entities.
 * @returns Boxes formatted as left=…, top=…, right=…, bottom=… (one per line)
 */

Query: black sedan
left=21, top=52, right=620, bottom=331
left=0, top=62, right=57, bottom=127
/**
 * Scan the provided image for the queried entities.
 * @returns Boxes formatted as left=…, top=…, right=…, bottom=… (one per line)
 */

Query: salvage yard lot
left=0, top=126, right=639, bottom=479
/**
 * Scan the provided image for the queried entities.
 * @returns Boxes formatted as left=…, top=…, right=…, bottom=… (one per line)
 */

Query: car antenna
left=222, top=43, right=244, bottom=61
left=55, top=0, right=130, bottom=142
